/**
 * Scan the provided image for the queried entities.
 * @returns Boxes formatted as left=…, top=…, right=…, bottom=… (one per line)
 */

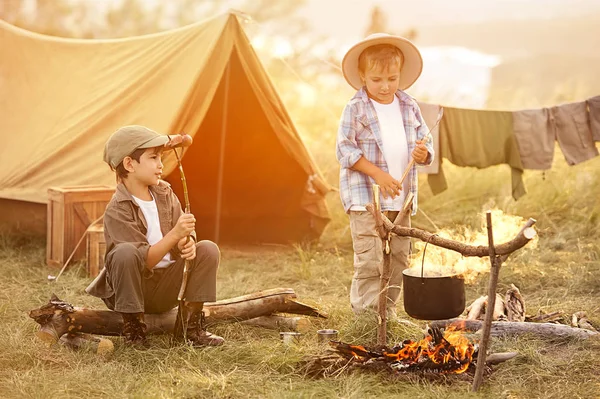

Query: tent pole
left=214, top=61, right=231, bottom=243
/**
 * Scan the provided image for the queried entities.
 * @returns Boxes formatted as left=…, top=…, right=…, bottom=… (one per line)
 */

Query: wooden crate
left=46, top=185, right=114, bottom=268
left=86, top=224, right=106, bottom=277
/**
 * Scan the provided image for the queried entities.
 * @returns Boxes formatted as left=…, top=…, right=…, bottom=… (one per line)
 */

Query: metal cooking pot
left=402, top=236, right=465, bottom=320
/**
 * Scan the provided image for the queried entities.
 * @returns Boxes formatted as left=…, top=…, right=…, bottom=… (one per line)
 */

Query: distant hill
left=415, top=14, right=600, bottom=59
left=486, top=54, right=600, bottom=109
left=412, top=14, right=600, bottom=108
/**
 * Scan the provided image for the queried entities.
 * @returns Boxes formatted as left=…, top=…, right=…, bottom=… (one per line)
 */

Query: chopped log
left=241, top=315, right=311, bottom=332
left=59, top=333, right=114, bottom=355
left=572, top=311, right=597, bottom=332
left=29, top=288, right=327, bottom=345
left=466, top=296, right=487, bottom=320
left=431, top=319, right=599, bottom=340
left=493, top=294, right=507, bottom=321
left=505, top=284, right=525, bottom=322
left=526, top=311, right=563, bottom=323
left=485, top=352, right=518, bottom=365
left=366, top=204, right=537, bottom=258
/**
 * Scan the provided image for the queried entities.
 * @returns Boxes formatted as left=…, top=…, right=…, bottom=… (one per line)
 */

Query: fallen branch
left=29, top=288, right=327, bottom=345
left=526, top=311, right=564, bottom=323
left=431, top=319, right=598, bottom=340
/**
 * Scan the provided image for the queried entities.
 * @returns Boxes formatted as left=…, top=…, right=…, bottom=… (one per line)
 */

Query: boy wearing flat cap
left=86, top=125, right=224, bottom=347
left=336, top=34, right=435, bottom=318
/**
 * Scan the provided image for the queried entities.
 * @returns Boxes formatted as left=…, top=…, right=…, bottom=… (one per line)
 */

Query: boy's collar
left=354, top=87, right=415, bottom=105
left=115, top=180, right=171, bottom=203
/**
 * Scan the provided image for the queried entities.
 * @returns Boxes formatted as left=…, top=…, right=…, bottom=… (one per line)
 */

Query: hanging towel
left=417, top=102, right=441, bottom=174
left=512, top=108, right=554, bottom=170
left=428, top=106, right=526, bottom=200
left=587, top=95, right=600, bottom=142
left=551, top=101, right=599, bottom=165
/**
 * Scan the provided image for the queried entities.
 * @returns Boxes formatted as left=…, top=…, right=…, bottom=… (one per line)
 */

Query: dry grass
left=1, top=147, right=599, bottom=398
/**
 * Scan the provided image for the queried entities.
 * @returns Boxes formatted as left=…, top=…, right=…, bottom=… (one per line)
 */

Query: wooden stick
left=372, top=184, right=389, bottom=346
left=366, top=204, right=537, bottom=258
left=473, top=211, right=501, bottom=392
left=526, top=311, right=563, bottom=323
left=241, top=315, right=311, bottom=332
left=485, top=352, right=518, bottom=365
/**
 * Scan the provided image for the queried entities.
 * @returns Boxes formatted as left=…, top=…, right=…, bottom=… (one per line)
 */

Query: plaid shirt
left=336, top=88, right=434, bottom=215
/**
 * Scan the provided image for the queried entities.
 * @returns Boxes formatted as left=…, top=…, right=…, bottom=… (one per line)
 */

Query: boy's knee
left=108, top=243, right=143, bottom=268
left=195, top=240, right=220, bottom=264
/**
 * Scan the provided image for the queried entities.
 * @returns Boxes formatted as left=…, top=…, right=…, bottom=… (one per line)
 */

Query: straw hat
left=341, top=33, right=423, bottom=91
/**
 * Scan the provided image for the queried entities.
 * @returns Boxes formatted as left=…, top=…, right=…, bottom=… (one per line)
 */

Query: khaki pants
left=102, top=240, right=220, bottom=314
left=349, top=211, right=411, bottom=315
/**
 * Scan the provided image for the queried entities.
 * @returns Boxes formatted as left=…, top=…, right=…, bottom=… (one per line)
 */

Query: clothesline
left=418, top=96, right=600, bottom=200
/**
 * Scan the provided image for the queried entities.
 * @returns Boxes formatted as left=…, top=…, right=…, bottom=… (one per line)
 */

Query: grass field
left=1, top=147, right=599, bottom=398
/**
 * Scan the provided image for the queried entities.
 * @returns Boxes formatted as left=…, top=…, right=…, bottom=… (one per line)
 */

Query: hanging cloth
left=586, top=95, right=600, bottom=142
left=428, top=106, right=526, bottom=200
left=551, top=101, right=598, bottom=165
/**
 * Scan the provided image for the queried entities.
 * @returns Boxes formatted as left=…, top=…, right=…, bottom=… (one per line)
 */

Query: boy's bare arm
left=352, top=156, right=401, bottom=199
left=145, top=213, right=195, bottom=270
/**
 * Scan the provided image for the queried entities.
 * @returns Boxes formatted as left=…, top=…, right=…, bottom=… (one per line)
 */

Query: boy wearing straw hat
left=336, top=34, right=434, bottom=317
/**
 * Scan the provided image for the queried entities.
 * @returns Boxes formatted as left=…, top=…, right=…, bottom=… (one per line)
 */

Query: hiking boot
left=120, top=312, right=149, bottom=348
left=185, top=308, right=224, bottom=347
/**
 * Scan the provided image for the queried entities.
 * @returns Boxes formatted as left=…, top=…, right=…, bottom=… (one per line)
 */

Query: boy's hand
left=412, top=140, right=429, bottom=164
left=178, top=237, right=196, bottom=260
left=173, top=213, right=195, bottom=240
left=165, top=133, right=193, bottom=149
left=375, top=171, right=402, bottom=199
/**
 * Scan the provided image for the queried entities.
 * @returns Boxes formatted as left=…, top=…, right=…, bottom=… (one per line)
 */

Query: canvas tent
left=0, top=13, right=331, bottom=243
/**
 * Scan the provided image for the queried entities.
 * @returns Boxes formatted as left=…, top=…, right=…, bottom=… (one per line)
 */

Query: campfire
left=329, top=326, right=476, bottom=375
left=300, top=326, right=522, bottom=380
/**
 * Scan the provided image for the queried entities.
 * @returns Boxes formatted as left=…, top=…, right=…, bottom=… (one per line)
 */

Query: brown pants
left=103, top=241, right=220, bottom=314
left=349, top=210, right=411, bottom=315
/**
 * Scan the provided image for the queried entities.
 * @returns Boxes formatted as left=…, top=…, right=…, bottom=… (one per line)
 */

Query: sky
left=298, top=0, right=600, bottom=42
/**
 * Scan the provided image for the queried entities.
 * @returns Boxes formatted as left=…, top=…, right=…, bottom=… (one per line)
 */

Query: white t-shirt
left=132, top=193, right=174, bottom=269
left=350, top=95, right=409, bottom=211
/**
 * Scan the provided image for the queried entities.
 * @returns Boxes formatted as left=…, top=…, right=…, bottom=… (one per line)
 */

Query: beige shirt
left=552, top=101, right=599, bottom=166
left=587, top=95, right=600, bottom=142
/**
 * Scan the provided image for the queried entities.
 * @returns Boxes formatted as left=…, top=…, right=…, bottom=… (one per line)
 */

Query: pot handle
left=420, top=234, right=439, bottom=282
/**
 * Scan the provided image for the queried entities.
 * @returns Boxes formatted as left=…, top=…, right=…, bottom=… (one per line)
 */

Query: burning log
left=28, top=288, right=327, bottom=345
left=310, top=327, right=518, bottom=379
left=329, top=326, right=477, bottom=375
left=430, top=319, right=599, bottom=340
left=505, top=284, right=526, bottom=322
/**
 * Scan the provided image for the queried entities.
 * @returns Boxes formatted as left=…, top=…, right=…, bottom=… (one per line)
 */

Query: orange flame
left=333, top=327, right=476, bottom=374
